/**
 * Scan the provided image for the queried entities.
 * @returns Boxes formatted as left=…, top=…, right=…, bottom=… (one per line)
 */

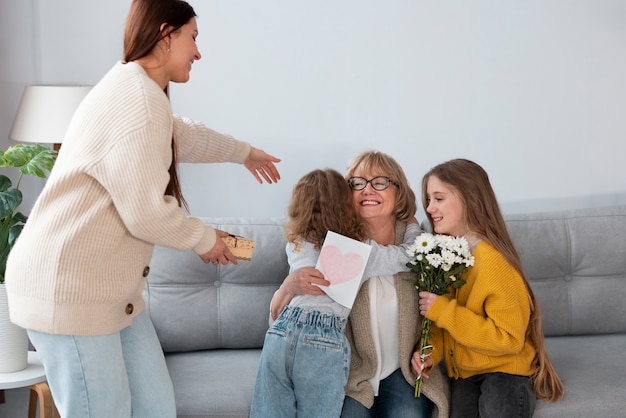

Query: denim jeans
left=28, top=310, right=176, bottom=418
left=450, top=372, right=536, bottom=418
left=340, top=368, right=434, bottom=418
left=250, top=305, right=350, bottom=418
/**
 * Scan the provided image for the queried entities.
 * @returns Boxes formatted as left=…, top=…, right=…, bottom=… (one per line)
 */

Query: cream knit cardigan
left=6, top=61, right=250, bottom=336
left=344, top=221, right=451, bottom=418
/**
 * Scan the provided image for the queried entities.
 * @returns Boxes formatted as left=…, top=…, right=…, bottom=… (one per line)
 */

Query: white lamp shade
left=9, top=85, right=92, bottom=144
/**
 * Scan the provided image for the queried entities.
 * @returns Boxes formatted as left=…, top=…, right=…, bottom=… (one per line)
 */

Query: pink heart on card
left=319, top=245, right=364, bottom=285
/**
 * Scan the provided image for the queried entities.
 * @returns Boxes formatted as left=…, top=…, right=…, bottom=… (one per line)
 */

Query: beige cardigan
left=6, top=61, right=250, bottom=336
left=344, top=221, right=451, bottom=418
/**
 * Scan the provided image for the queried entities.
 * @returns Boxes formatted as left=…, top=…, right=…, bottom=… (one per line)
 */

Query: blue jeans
left=250, top=305, right=350, bottom=418
left=341, top=368, right=434, bottom=418
left=28, top=310, right=176, bottom=418
left=450, top=372, right=536, bottom=418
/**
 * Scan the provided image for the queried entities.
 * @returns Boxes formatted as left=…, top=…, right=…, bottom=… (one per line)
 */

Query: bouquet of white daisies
left=406, top=232, right=475, bottom=397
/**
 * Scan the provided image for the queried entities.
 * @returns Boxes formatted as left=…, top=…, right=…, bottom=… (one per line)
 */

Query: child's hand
left=418, top=291, right=437, bottom=316
left=411, top=350, right=433, bottom=378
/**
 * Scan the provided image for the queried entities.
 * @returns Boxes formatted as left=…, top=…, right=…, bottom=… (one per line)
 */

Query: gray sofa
left=144, top=205, right=626, bottom=418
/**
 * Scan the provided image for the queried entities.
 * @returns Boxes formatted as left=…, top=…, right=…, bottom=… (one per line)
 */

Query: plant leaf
left=0, top=175, right=12, bottom=193
left=9, top=223, right=25, bottom=248
left=4, top=144, right=57, bottom=179
left=0, top=189, right=22, bottom=220
left=0, top=144, right=56, bottom=282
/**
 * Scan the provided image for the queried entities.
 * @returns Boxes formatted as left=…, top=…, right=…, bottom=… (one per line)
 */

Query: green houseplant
left=0, top=143, right=57, bottom=372
left=0, top=143, right=57, bottom=283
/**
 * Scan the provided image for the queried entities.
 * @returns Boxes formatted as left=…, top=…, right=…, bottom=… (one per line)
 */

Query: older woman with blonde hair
left=271, top=151, right=450, bottom=418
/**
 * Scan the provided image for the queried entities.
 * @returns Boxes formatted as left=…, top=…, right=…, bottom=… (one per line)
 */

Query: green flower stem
left=407, top=233, right=473, bottom=397
left=415, top=316, right=432, bottom=397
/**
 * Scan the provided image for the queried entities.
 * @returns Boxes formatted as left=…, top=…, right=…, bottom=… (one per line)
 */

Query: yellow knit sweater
left=427, top=241, right=537, bottom=379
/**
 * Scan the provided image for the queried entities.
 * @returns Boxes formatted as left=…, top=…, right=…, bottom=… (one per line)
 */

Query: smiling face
left=351, top=168, right=397, bottom=225
left=425, top=175, right=468, bottom=237
left=166, top=17, right=201, bottom=83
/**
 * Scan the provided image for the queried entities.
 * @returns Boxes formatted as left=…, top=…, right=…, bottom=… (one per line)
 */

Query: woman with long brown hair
left=5, top=1, right=280, bottom=416
left=413, top=158, right=563, bottom=417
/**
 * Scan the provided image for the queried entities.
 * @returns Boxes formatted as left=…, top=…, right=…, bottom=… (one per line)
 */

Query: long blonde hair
left=422, top=158, right=564, bottom=402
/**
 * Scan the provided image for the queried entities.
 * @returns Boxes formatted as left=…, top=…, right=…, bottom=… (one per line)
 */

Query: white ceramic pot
left=0, top=284, right=29, bottom=373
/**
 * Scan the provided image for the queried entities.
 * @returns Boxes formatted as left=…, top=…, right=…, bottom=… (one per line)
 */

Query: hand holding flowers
left=418, top=291, right=438, bottom=316
left=406, top=232, right=475, bottom=397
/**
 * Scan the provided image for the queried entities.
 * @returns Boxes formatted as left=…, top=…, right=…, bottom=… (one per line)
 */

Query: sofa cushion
left=165, top=349, right=261, bottom=418
left=536, top=334, right=626, bottom=417
left=145, top=218, right=288, bottom=352
left=505, top=206, right=626, bottom=336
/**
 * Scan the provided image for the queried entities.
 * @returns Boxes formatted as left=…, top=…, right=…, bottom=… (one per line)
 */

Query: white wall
left=2, top=0, right=626, bottom=220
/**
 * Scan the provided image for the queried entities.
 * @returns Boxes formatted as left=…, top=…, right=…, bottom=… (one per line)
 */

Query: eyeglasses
left=348, top=176, right=398, bottom=191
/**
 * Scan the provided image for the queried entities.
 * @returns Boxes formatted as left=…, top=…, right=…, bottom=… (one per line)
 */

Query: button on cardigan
left=6, top=61, right=250, bottom=336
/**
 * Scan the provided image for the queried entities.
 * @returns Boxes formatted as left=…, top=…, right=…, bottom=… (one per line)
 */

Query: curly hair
left=286, top=169, right=367, bottom=250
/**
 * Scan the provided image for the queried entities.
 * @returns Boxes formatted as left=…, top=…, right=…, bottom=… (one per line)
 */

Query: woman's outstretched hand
left=244, top=147, right=281, bottom=184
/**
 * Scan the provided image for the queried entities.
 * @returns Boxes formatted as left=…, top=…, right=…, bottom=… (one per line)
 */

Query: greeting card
left=315, top=231, right=372, bottom=309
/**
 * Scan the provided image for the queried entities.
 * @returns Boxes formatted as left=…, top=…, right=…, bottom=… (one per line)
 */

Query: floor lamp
left=9, top=84, right=92, bottom=150
left=0, top=84, right=91, bottom=408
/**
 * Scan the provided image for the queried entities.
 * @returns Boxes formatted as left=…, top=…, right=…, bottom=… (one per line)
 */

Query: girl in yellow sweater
left=412, top=159, right=563, bottom=417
